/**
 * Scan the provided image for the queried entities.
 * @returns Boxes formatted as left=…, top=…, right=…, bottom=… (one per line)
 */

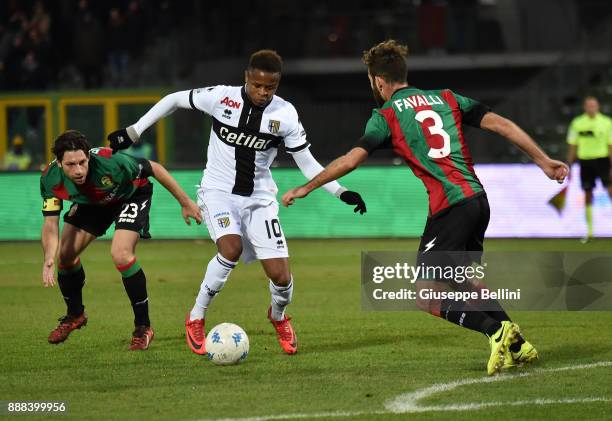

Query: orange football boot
left=48, top=313, right=87, bottom=344
left=185, top=314, right=206, bottom=355
left=268, top=307, right=297, bottom=355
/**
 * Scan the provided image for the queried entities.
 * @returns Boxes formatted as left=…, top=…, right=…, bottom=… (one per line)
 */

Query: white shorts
left=197, top=189, right=289, bottom=264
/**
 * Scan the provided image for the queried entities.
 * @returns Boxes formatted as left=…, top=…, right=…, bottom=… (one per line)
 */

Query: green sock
left=585, top=204, right=593, bottom=237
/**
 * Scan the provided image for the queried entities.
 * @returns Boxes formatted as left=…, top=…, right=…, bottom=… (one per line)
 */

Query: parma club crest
left=217, top=217, right=230, bottom=228
left=268, top=120, right=280, bottom=134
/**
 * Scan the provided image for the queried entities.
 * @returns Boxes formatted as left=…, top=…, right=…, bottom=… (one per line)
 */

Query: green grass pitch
left=1, top=239, right=611, bottom=420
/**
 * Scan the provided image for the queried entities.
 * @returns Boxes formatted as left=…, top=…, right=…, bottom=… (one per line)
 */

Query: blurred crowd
left=1, top=0, right=611, bottom=172
left=1, top=0, right=611, bottom=91
left=0, top=0, right=178, bottom=90
left=193, top=0, right=487, bottom=59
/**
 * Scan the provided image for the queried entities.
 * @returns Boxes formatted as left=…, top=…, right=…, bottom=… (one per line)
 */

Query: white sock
left=269, top=277, right=293, bottom=321
left=190, top=253, right=237, bottom=320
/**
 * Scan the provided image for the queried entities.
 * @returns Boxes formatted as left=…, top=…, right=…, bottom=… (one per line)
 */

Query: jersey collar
left=391, top=85, right=416, bottom=99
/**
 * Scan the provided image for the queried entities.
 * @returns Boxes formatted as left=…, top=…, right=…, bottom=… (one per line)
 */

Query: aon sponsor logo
left=220, top=97, right=241, bottom=109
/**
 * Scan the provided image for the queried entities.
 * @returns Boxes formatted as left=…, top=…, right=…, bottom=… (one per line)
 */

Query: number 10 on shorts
left=264, top=219, right=282, bottom=239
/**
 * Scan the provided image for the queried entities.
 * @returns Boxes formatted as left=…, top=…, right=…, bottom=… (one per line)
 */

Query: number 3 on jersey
left=415, top=110, right=451, bottom=159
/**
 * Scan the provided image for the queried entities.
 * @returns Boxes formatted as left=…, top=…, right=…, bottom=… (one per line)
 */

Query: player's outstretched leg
left=186, top=253, right=237, bottom=355
left=49, top=259, right=87, bottom=344
left=466, top=280, right=531, bottom=370
left=267, top=277, right=297, bottom=355
left=417, top=283, right=517, bottom=375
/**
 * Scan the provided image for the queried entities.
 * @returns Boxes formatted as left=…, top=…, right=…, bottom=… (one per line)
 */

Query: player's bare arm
left=149, top=160, right=202, bottom=225
left=282, top=147, right=368, bottom=207
left=480, top=112, right=569, bottom=183
left=41, top=215, right=60, bottom=287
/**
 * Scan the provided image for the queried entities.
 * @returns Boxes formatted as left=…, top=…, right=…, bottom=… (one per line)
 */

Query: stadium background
left=1, top=0, right=611, bottom=238
left=2, top=2, right=612, bottom=420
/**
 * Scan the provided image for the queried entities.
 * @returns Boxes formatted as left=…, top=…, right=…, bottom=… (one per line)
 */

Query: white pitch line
left=196, top=361, right=612, bottom=421
left=209, top=410, right=387, bottom=421
left=391, top=397, right=612, bottom=413
left=386, top=360, right=612, bottom=413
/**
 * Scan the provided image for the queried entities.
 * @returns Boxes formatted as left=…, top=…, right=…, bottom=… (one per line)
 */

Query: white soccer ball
left=205, top=323, right=249, bottom=365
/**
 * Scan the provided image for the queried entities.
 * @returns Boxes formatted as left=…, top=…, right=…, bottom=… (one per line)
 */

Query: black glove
left=340, top=190, right=367, bottom=214
left=107, top=126, right=138, bottom=152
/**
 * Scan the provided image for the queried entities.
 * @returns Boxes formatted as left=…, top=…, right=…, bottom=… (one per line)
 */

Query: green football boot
left=502, top=324, right=539, bottom=369
left=487, top=321, right=518, bottom=375
left=502, top=349, right=517, bottom=370
left=512, top=339, right=539, bottom=365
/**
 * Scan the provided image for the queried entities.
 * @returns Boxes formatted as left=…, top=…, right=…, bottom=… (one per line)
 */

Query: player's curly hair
left=248, top=49, right=283, bottom=74
left=52, top=130, right=91, bottom=161
left=362, top=40, right=409, bottom=83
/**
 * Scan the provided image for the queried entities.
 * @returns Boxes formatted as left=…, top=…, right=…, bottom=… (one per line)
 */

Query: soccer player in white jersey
left=107, top=50, right=366, bottom=355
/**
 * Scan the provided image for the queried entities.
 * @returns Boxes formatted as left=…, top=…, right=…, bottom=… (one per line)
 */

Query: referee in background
left=566, top=96, right=612, bottom=242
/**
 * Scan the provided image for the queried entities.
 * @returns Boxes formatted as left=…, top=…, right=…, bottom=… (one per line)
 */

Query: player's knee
left=111, top=247, right=134, bottom=267
left=58, top=253, right=79, bottom=268
left=58, top=246, right=79, bottom=267
left=217, top=244, right=242, bottom=262
left=218, top=247, right=242, bottom=262
left=269, top=270, right=291, bottom=287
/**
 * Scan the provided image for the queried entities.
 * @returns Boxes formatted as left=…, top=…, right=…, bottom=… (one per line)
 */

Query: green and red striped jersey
left=358, top=86, right=489, bottom=216
left=40, top=148, right=152, bottom=216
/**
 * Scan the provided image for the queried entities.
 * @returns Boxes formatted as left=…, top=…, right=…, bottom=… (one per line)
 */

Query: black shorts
left=579, top=158, right=610, bottom=190
left=417, top=193, right=489, bottom=272
left=63, top=186, right=153, bottom=238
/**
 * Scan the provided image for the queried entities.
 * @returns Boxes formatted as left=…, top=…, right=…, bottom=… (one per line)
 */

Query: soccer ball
left=205, top=323, right=249, bottom=365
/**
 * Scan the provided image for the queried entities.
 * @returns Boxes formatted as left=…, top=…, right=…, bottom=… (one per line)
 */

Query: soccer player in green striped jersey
left=40, top=130, right=201, bottom=350
left=282, top=40, right=569, bottom=375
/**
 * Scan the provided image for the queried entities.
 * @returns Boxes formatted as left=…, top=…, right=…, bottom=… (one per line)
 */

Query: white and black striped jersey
left=189, top=85, right=310, bottom=201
